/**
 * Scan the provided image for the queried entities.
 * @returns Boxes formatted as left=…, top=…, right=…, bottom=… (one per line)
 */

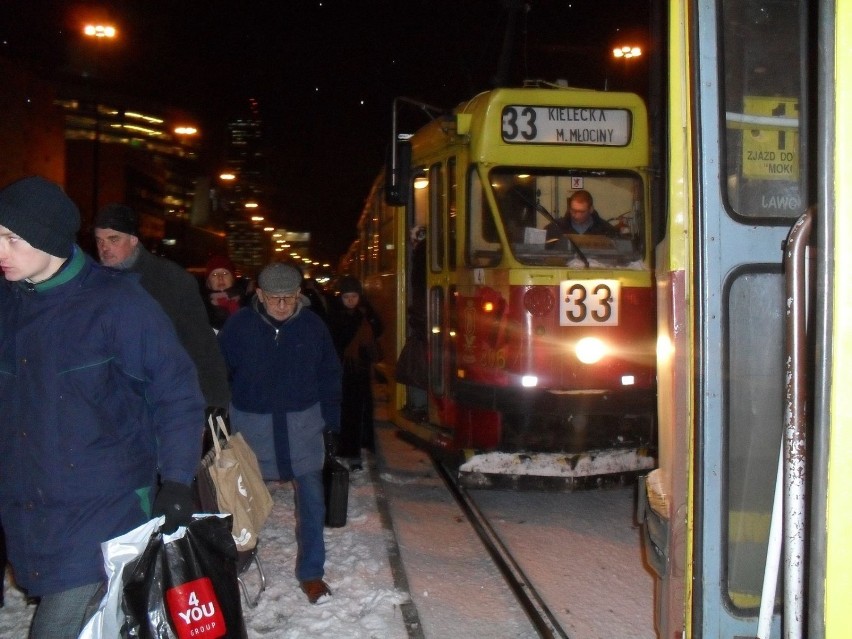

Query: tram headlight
left=521, top=375, right=538, bottom=387
left=575, top=337, right=607, bottom=364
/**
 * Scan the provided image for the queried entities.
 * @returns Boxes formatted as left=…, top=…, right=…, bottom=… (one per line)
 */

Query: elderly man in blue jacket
left=218, top=262, right=342, bottom=604
left=0, top=176, right=205, bottom=638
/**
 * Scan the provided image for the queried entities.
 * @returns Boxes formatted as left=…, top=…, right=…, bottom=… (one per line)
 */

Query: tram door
left=417, top=158, right=457, bottom=422
left=413, top=158, right=456, bottom=424
left=691, top=0, right=813, bottom=636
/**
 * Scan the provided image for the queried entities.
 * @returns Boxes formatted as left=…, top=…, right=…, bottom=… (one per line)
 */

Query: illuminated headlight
left=575, top=337, right=607, bottom=364
left=521, top=375, right=538, bottom=387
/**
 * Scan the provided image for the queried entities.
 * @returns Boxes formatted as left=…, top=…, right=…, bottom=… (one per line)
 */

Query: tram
left=347, top=86, right=657, bottom=486
left=637, top=0, right=851, bottom=637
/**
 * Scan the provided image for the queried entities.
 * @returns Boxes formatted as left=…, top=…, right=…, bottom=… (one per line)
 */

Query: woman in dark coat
left=326, top=276, right=383, bottom=470
left=202, top=255, right=253, bottom=331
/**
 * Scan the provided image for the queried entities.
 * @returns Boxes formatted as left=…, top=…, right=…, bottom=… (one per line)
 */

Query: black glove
left=323, top=431, right=339, bottom=457
left=153, top=481, right=195, bottom=534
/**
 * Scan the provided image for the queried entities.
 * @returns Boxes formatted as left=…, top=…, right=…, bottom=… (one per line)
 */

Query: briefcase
left=323, top=454, right=349, bottom=528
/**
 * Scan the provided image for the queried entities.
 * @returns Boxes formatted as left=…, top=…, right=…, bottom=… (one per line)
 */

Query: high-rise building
left=220, top=98, right=271, bottom=275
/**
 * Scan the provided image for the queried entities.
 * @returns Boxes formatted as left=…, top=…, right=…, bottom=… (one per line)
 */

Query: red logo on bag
left=165, top=577, right=226, bottom=638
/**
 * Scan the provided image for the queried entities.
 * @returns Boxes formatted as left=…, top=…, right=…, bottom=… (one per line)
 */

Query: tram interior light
left=482, top=301, right=495, bottom=313
left=621, top=375, right=635, bottom=386
left=575, top=337, right=606, bottom=364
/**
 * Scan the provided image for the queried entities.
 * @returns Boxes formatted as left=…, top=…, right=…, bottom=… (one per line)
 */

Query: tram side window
left=379, top=198, right=396, bottom=274
left=364, top=203, right=381, bottom=277
left=428, top=162, right=444, bottom=272
left=448, top=157, right=457, bottom=271
left=465, top=168, right=502, bottom=267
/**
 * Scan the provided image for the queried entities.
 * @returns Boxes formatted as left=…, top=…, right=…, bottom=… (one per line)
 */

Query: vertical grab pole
left=782, top=208, right=814, bottom=639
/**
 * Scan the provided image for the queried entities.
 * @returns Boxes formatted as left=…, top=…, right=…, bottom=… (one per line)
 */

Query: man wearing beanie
left=218, top=262, right=342, bottom=604
left=94, top=202, right=231, bottom=414
left=0, top=176, right=205, bottom=638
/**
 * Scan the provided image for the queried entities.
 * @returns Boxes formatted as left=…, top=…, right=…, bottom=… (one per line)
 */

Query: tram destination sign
left=502, top=105, right=632, bottom=146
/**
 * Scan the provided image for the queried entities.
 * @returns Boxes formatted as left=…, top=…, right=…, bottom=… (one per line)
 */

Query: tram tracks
left=431, top=455, right=570, bottom=639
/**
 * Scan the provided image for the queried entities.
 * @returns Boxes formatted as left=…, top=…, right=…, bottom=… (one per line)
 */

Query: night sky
left=0, top=0, right=650, bottom=263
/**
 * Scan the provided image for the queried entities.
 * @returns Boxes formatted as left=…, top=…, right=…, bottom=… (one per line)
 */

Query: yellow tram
left=348, top=85, right=658, bottom=486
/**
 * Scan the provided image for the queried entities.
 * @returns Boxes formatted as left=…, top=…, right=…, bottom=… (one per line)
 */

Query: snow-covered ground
left=0, top=421, right=656, bottom=638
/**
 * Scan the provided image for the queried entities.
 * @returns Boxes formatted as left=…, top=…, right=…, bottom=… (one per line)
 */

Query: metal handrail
left=782, top=206, right=814, bottom=639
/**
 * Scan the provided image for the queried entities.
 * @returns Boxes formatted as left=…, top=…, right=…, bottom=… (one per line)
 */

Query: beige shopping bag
left=198, top=415, right=273, bottom=551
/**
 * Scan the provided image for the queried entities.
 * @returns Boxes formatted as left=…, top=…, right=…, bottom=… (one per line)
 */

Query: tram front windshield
left=486, top=168, right=648, bottom=269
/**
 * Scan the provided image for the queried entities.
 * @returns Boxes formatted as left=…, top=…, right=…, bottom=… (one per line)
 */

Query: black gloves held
left=153, top=480, right=195, bottom=534
left=323, top=431, right=339, bottom=457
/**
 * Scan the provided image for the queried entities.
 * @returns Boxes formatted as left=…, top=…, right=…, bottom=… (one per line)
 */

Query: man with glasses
left=545, top=189, right=619, bottom=242
left=217, top=262, right=342, bottom=604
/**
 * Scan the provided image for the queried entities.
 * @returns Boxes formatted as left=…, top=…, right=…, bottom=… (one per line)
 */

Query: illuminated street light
left=245, top=202, right=259, bottom=209
left=84, top=24, right=117, bottom=39
left=174, top=126, right=198, bottom=136
left=82, top=22, right=118, bottom=218
left=219, top=172, right=236, bottom=181
left=605, top=43, right=644, bottom=91
left=613, top=45, right=642, bottom=59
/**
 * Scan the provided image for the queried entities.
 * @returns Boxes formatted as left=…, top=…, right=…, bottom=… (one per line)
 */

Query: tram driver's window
left=465, top=169, right=502, bottom=267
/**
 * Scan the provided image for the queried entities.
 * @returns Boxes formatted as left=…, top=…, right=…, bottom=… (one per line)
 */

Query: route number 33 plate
left=559, top=279, right=620, bottom=326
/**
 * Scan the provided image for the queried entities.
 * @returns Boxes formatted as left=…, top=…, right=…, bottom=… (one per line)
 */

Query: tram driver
left=545, top=190, right=619, bottom=245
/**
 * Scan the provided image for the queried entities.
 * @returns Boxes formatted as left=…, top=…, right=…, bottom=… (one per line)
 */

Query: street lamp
left=613, top=45, right=642, bottom=59
left=84, top=24, right=117, bottom=38
left=82, top=23, right=117, bottom=218
left=606, top=43, right=643, bottom=91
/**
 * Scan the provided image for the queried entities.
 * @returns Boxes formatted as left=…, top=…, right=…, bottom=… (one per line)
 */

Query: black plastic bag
left=122, top=515, right=247, bottom=639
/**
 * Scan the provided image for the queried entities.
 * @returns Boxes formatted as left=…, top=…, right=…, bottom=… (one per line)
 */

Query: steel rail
left=431, top=455, right=570, bottom=639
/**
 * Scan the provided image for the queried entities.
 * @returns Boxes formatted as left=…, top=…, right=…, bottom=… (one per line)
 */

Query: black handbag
left=323, top=454, right=349, bottom=528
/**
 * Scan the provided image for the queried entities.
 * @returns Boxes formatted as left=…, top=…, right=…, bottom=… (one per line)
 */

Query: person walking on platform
left=218, top=262, right=342, bottom=604
left=326, top=275, right=383, bottom=470
left=0, top=176, right=205, bottom=638
left=94, top=203, right=231, bottom=419
left=202, top=254, right=254, bottom=332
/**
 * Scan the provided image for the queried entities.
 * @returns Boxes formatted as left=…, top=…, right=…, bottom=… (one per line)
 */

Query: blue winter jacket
left=218, top=297, right=342, bottom=478
left=0, top=248, right=205, bottom=596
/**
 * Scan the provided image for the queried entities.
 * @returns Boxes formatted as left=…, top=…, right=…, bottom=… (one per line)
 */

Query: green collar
left=26, top=245, right=86, bottom=292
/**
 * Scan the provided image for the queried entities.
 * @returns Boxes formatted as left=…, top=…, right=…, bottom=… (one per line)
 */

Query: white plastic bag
left=78, top=516, right=165, bottom=639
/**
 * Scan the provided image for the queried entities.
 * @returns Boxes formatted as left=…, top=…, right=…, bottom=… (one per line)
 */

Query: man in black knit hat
left=0, top=176, right=204, bottom=638
left=93, top=203, right=231, bottom=417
